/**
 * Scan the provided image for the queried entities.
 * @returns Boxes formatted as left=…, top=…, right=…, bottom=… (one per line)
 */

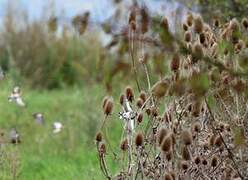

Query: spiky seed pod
left=202, top=158, right=208, bottom=165
left=182, top=145, right=191, bottom=161
left=140, top=6, right=149, bottom=34
left=242, top=18, right=248, bottom=29
left=99, top=142, right=106, bottom=155
left=161, top=17, right=169, bottom=31
left=194, top=156, right=201, bottom=165
left=151, top=107, right=158, bottom=117
left=102, top=96, right=109, bottom=109
left=139, top=91, right=146, bottom=103
left=192, top=122, right=201, bottom=133
left=136, top=98, right=144, bottom=108
left=192, top=42, right=204, bottom=61
left=161, top=135, right=172, bottom=152
left=125, top=86, right=134, bottom=102
left=119, top=94, right=125, bottom=105
left=211, top=155, right=218, bottom=167
left=182, top=23, right=188, bottom=31
left=229, top=18, right=240, bottom=32
left=194, top=15, right=204, bottom=34
left=184, top=31, right=191, bottom=42
left=146, top=108, right=151, bottom=116
left=104, top=98, right=114, bottom=115
left=171, top=53, right=180, bottom=72
left=213, top=18, right=220, bottom=27
left=137, top=113, right=143, bottom=124
left=186, top=13, right=193, bottom=27
left=199, top=33, right=205, bottom=44
left=120, top=138, right=128, bottom=151
left=157, top=128, right=169, bottom=145
left=180, top=160, right=189, bottom=170
left=164, top=173, right=173, bottom=180
left=135, top=132, right=144, bottom=147
left=181, top=130, right=193, bottom=146
left=214, top=136, right=222, bottom=147
left=129, top=9, right=136, bottom=24
left=165, top=150, right=173, bottom=161
left=95, top=132, right=102, bottom=142
left=151, top=79, right=170, bottom=98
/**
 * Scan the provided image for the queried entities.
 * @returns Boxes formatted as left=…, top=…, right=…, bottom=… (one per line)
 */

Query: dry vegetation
left=96, top=3, right=248, bottom=180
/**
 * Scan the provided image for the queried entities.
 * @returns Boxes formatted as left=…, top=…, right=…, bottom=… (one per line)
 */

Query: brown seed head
left=161, top=135, right=172, bottom=152
left=157, top=128, right=169, bottom=145
left=139, top=91, right=146, bottom=103
left=137, top=113, right=143, bottom=124
left=194, top=15, right=204, bottom=34
left=136, top=98, right=144, bottom=108
left=182, top=145, right=191, bottom=161
left=120, top=138, right=128, bottom=151
left=95, top=132, right=102, bottom=142
left=242, top=18, right=248, bottom=29
left=164, top=173, right=173, bottom=180
left=182, top=23, right=188, bottom=31
left=211, top=155, right=218, bottom=167
left=102, top=96, right=109, bottom=109
left=194, top=156, right=201, bottom=164
left=186, top=13, right=193, bottom=27
left=171, top=53, right=180, bottom=72
left=180, top=160, right=189, bottom=170
left=184, top=31, right=191, bottom=42
left=119, top=94, right=125, bottom=105
left=181, top=130, right=193, bottom=145
left=125, top=86, right=134, bottom=102
left=193, top=42, right=204, bottom=60
left=192, top=122, right=201, bottom=133
left=202, top=158, right=208, bottom=165
left=199, top=33, right=206, bottom=44
left=214, top=136, right=222, bottom=147
left=135, top=132, right=144, bottom=147
left=151, top=79, right=170, bottom=98
left=104, top=98, right=114, bottom=115
left=165, top=150, right=173, bottom=161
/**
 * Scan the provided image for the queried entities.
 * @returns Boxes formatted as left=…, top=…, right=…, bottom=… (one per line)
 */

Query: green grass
left=0, top=81, right=124, bottom=180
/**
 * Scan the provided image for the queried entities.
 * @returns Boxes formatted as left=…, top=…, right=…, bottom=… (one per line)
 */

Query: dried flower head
left=242, top=18, right=248, bottom=29
left=181, top=130, right=193, bottom=145
left=194, top=156, right=201, bottom=165
left=161, top=135, right=172, bottom=152
left=211, top=155, right=218, bottom=167
left=186, top=13, right=193, bottom=27
left=119, top=94, right=125, bottom=105
left=104, top=98, right=114, bottom=115
left=180, top=160, right=189, bottom=170
left=136, top=98, right=144, bottom=108
left=120, top=138, right=128, bottom=151
left=194, top=15, right=204, bottom=34
left=95, top=132, right=102, bottom=142
left=125, top=86, right=134, bottom=102
left=151, top=79, right=170, bottom=98
left=182, top=145, right=191, bottom=161
left=192, top=42, right=204, bottom=61
left=184, top=31, right=191, bottom=42
left=137, top=113, right=143, bottom=124
left=171, top=53, right=180, bottom=72
left=135, top=132, right=144, bottom=147
left=214, top=136, right=222, bottom=147
left=192, top=121, right=201, bottom=133
left=139, top=91, right=146, bottom=103
left=182, top=23, right=188, bottom=31
left=157, top=128, right=169, bottom=145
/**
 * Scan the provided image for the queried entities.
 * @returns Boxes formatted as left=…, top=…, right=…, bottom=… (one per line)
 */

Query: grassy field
left=0, top=81, right=125, bottom=179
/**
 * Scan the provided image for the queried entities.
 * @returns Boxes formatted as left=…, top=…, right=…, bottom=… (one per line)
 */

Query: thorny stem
left=205, top=97, right=244, bottom=179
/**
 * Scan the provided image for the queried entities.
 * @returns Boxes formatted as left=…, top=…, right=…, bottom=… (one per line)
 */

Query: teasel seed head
left=102, top=96, right=109, bottom=109
left=146, top=108, right=151, bottom=116
left=125, top=86, right=134, bottom=102
left=135, top=132, right=144, bottom=147
left=213, top=18, right=220, bottom=28
left=214, top=136, right=222, bottom=147
left=151, top=79, right=170, bottom=98
left=161, top=135, right=172, bottom=152
left=170, top=53, right=180, bottom=72
left=229, top=18, right=240, bottom=32
left=181, top=130, right=193, bottom=146
left=95, top=132, right=102, bottom=142
left=184, top=31, right=191, bottom=42
left=139, top=91, right=146, bottom=103
left=164, top=173, right=173, bottom=180
left=199, top=33, right=206, bottom=44
left=192, top=121, right=201, bottom=133
left=180, top=160, right=189, bottom=170
left=182, top=23, right=188, bottom=31
left=120, top=138, right=128, bottom=151
left=202, top=158, right=208, bottom=165
left=157, top=128, right=169, bottom=145
left=104, top=98, right=114, bottom=116
left=137, top=113, right=143, bottom=124
left=211, top=155, right=218, bottom=167
left=194, top=15, right=204, bottom=34
left=242, top=18, right=248, bottom=29
left=119, top=94, right=125, bottom=105
left=186, top=13, right=193, bottom=27
left=136, top=98, right=144, bottom=108
left=182, top=145, right=191, bottom=161
left=99, top=142, right=106, bottom=155
left=194, top=156, right=201, bottom=165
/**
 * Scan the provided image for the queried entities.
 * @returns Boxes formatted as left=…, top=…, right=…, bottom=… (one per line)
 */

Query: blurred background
left=0, top=0, right=247, bottom=179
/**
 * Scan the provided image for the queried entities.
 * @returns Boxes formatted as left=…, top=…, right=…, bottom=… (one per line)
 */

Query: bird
left=53, top=122, right=63, bottom=133
left=119, top=97, right=136, bottom=132
left=9, top=128, right=21, bottom=144
left=33, top=113, right=44, bottom=124
left=8, top=86, right=26, bottom=107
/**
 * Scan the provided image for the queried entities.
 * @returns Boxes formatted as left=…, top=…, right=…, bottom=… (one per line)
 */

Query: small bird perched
left=33, top=113, right=44, bottom=124
left=8, top=86, right=26, bottom=107
left=9, top=128, right=21, bottom=144
left=53, top=122, right=63, bottom=133
left=119, top=97, right=136, bottom=132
